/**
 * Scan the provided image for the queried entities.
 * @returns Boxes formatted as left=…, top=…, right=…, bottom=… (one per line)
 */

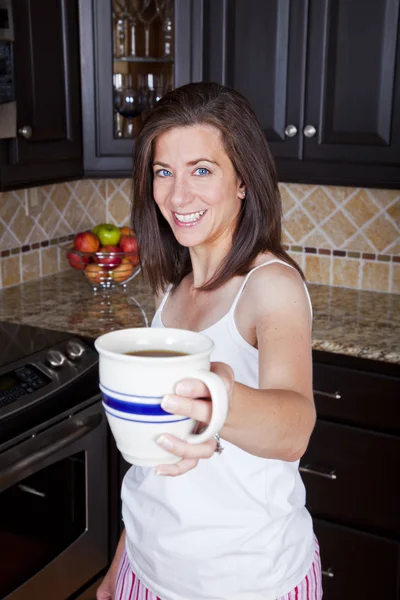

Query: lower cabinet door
left=314, top=519, right=400, bottom=600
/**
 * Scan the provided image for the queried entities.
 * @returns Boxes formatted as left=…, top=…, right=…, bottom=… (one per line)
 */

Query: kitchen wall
left=0, top=180, right=399, bottom=293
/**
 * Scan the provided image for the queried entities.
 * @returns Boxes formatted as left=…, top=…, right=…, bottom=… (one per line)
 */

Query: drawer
left=314, top=519, right=400, bottom=600
left=300, top=421, right=400, bottom=537
left=313, top=362, right=400, bottom=434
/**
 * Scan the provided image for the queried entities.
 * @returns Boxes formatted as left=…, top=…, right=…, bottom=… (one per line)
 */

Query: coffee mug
left=94, top=328, right=229, bottom=467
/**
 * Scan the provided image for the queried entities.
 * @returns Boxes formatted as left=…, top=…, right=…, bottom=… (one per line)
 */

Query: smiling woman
left=97, top=82, right=321, bottom=600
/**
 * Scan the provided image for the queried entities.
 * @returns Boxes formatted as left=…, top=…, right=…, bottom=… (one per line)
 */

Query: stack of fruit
left=66, top=224, right=139, bottom=288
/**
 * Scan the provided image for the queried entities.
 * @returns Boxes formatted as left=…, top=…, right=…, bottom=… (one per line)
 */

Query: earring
left=241, top=190, right=246, bottom=198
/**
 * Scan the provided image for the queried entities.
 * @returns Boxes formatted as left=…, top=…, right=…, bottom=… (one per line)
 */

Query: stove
left=0, top=322, right=110, bottom=600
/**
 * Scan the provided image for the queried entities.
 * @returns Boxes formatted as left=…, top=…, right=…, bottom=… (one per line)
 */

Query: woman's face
left=152, top=125, right=245, bottom=249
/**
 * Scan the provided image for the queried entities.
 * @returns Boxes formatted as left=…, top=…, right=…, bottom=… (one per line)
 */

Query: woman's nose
left=169, top=179, right=192, bottom=210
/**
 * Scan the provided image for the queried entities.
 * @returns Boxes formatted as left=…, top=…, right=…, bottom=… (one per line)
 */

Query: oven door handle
left=0, top=412, right=103, bottom=492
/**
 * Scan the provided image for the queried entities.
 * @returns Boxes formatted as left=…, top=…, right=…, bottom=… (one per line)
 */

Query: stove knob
left=65, top=341, right=86, bottom=361
left=46, top=350, right=67, bottom=369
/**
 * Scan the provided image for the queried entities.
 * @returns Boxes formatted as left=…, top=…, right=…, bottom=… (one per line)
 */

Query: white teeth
left=175, top=210, right=206, bottom=223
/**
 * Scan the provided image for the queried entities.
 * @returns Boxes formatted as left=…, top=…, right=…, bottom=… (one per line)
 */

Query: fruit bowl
left=64, top=246, right=141, bottom=290
left=63, top=225, right=141, bottom=291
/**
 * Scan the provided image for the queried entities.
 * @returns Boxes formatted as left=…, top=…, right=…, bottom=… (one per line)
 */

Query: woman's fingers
left=157, top=434, right=216, bottom=460
left=155, top=458, right=199, bottom=477
left=161, top=394, right=213, bottom=423
left=174, top=362, right=234, bottom=399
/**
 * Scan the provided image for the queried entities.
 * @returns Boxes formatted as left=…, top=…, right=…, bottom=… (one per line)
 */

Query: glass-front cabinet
left=112, top=0, right=174, bottom=140
left=79, top=0, right=202, bottom=176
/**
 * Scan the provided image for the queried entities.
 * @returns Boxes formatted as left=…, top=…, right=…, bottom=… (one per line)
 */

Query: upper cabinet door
left=79, top=0, right=202, bottom=177
left=304, top=0, right=400, bottom=166
left=201, top=0, right=308, bottom=160
left=0, top=0, right=83, bottom=190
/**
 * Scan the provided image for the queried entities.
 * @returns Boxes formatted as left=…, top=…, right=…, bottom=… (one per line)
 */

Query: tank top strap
left=229, top=259, right=313, bottom=317
left=156, top=283, right=173, bottom=314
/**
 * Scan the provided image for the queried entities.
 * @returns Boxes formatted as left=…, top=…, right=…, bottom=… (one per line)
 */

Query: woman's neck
left=189, top=238, right=232, bottom=289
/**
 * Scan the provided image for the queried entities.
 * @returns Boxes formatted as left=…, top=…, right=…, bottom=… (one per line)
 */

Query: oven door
left=0, top=400, right=109, bottom=600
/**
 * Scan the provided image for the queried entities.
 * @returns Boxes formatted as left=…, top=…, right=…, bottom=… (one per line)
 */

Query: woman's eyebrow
left=152, top=158, right=220, bottom=168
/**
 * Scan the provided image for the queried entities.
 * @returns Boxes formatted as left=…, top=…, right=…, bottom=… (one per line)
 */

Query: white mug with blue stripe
left=95, top=327, right=229, bottom=467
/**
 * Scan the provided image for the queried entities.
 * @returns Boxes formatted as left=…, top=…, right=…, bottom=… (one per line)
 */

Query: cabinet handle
left=303, top=124, right=317, bottom=138
left=299, top=464, right=337, bottom=480
left=18, top=125, right=33, bottom=139
left=322, top=567, right=334, bottom=578
left=313, top=389, right=341, bottom=400
left=285, top=124, right=298, bottom=138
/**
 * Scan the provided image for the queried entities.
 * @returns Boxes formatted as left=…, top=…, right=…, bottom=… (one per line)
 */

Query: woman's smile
left=173, top=209, right=207, bottom=226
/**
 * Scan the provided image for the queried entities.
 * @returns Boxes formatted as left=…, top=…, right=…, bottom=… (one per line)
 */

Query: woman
left=97, top=82, right=321, bottom=600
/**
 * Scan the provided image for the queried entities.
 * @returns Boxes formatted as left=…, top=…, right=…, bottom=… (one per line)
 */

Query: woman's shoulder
left=245, top=253, right=310, bottom=318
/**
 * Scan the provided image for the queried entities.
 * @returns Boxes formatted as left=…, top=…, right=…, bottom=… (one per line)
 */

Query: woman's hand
left=155, top=362, right=234, bottom=476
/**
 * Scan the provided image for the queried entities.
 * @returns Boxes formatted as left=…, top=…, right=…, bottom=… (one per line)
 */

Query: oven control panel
left=0, top=336, right=99, bottom=418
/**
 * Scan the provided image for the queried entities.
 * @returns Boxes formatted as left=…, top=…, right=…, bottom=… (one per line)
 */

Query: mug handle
left=177, top=369, right=229, bottom=445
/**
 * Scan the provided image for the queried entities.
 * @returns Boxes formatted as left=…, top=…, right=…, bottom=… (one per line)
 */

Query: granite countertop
left=0, top=270, right=399, bottom=365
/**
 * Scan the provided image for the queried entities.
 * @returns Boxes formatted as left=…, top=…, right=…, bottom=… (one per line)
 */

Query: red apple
left=67, top=251, right=89, bottom=270
left=111, top=257, right=134, bottom=283
left=84, top=263, right=108, bottom=284
left=119, top=235, right=138, bottom=254
left=73, top=231, right=100, bottom=253
left=95, top=245, right=122, bottom=269
left=120, top=226, right=135, bottom=237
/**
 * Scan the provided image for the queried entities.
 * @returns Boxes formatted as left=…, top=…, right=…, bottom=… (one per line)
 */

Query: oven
left=0, top=322, right=112, bottom=600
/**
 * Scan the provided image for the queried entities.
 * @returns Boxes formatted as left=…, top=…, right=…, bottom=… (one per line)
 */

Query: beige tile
left=283, top=183, right=316, bottom=201
left=62, top=197, right=82, bottom=232
left=73, top=179, right=99, bottom=203
left=21, top=250, right=41, bottom=282
left=387, top=200, right=400, bottom=226
left=324, top=186, right=358, bottom=204
left=368, top=188, right=400, bottom=208
left=0, top=227, right=19, bottom=251
left=302, top=187, right=337, bottom=224
left=96, top=179, right=107, bottom=201
left=364, top=214, right=399, bottom=253
left=282, top=228, right=294, bottom=244
left=385, top=239, right=400, bottom=255
left=279, top=185, right=297, bottom=214
left=344, top=232, right=376, bottom=253
left=10, top=206, right=37, bottom=245
left=58, top=246, right=71, bottom=271
left=304, top=254, right=331, bottom=285
left=38, top=199, right=62, bottom=238
left=49, top=183, right=72, bottom=213
left=107, top=193, right=131, bottom=226
left=302, top=229, right=333, bottom=249
left=0, top=190, right=21, bottom=224
left=361, top=261, right=390, bottom=292
left=392, top=264, right=400, bottom=294
left=86, top=193, right=107, bottom=225
left=284, top=207, right=315, bottom=244
left=333, top=258, right=360, bottom=289
left=1, top=255, right=21, bottom=287
left=344, top=189, right=379, bottom=228
left=27, top=223, right=47, bottom=245
left=41, top=246, right=59, bottom=276
left=322, top=210, right=357, bottom=248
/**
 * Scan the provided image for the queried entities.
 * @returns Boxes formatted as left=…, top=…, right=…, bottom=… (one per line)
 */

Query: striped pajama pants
left=114, top=541, right=322, bottom=600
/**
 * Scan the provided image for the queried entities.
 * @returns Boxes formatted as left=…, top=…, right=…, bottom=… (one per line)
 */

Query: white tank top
left=121, top=260, right=315, bottom=600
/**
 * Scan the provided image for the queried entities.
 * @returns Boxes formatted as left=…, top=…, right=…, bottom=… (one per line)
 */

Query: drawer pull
left=299, top=464, right=337, bottom=480
left=322, top=567, right=334, bottom=578
left=313, top=389, right=341, bottom=399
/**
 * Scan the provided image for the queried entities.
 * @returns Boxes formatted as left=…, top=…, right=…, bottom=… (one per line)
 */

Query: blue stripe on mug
left=102, top=392, right=173, bottom=416
left=103, top=407, right=189, bottom=424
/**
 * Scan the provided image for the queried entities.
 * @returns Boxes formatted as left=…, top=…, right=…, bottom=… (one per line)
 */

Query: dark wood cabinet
left=0, top=0, right=83, bottom=191
left=303, top=352, right=400, bottom=598
left=79, top=0, right=202, bottom=177
left=201, top=0, right=400, bottom=188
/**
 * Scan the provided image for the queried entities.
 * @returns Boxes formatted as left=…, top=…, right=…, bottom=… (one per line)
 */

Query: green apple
left=92, top=223, right=121, bottom=246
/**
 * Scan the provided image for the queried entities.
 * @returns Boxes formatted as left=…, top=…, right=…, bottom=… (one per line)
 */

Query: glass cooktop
left=0, top=322, right=71, bottom=368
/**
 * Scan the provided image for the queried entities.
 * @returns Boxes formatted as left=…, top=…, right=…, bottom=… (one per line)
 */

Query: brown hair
left=132, top=81, right=303, bottom=294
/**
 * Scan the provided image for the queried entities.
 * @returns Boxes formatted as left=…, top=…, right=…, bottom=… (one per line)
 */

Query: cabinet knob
left=303, top=124, right=317, bottom=138
left=284, top=124, right=298, bottom=138
left=18, top=125, right=33, bottom=139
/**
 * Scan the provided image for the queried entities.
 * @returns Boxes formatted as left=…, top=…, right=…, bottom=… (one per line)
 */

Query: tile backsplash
left=0, top=180, right=399, bottom=293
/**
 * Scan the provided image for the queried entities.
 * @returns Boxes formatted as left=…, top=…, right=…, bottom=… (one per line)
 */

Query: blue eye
left=157, top=169, right=172, bottom=177
left=195, top=167, right=210, bottom=176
